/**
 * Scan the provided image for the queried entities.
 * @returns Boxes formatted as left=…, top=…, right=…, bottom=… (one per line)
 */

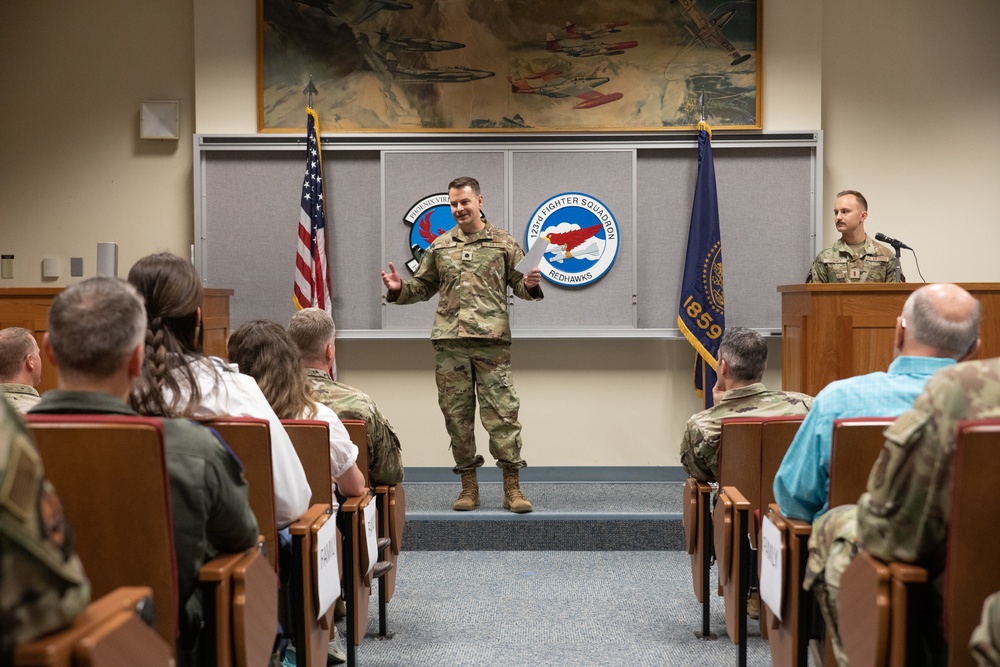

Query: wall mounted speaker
left=140, top=101, right=179, bottom=140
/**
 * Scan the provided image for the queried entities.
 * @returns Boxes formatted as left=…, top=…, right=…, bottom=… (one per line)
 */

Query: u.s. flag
left=293, top=106, right=332, bottom=315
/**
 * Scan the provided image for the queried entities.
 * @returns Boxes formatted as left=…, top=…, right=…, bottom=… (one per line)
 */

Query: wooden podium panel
left=0, top=287, right=233, bottom=394
left=779, top=283, right=1000, bottom=395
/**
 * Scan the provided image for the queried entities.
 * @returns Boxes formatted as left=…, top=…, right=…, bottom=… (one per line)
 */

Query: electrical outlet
left=71, top=257, right=84, bottom=277
left=1, top=254, right=13, bottom=279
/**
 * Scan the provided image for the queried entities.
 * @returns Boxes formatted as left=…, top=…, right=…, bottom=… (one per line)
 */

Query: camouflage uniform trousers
left=804, top=503, right=858, bottom=667
left=433, top=338, right=526, bottom=473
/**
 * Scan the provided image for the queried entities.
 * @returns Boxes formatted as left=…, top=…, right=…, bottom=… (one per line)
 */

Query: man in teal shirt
left=774, top=283, right=981, bottom=523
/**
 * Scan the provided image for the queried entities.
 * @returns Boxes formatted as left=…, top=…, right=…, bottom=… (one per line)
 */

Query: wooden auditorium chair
left=340, top=420, right=396, bottom=647
left=713, top=486, right=752, bottom=666
left=280, top=419, right=342, bottom=667
left=24, top=414, right=277, bottom=667
left=761, top=417, right=893, bottom=667
left=204, top=417, right=279, bottom=571
left=683, top=418, right=766, bottom=641
left=14, top=586, right=172, bottom=667
left=709, top=414, right=805, bottom=653
left=211, top=417, right=337, bottom=667
left=839, top=419, right=1000, bottom=667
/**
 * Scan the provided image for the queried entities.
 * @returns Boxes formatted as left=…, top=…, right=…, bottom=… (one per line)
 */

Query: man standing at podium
left=806, top=190, right=899, bottom=283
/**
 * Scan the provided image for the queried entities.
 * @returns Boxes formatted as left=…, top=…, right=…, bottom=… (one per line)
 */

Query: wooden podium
left=0, top=287, right=233, bottom=394
left=779, top=283, right=1000, bottom=395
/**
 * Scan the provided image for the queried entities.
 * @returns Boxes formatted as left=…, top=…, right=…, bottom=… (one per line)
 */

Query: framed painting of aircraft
left=257, top=0, right=761, bottom=132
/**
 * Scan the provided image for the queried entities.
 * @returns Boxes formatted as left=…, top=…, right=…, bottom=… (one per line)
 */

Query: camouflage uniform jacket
left=388, top=220, right=543, bottom=342
left=857, top=358, right=1000, bottom=597
left=680, top=383, right=813, bottom=483
left=30, top=390, right=259, bottom=646
left=305, top=368, right=404, bottom=485
left=0, top=383, right=40, bottom=414
left=972, top=591, right=1000, bottom=667
left=1, top=397, right=89, bottom=660
left=806, top=235, right=899, bottom=283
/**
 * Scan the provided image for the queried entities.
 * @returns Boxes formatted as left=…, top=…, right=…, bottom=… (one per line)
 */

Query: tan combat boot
left=452, top=470, right=480, bottom=511
left=502, top=468, right=533, bottom=514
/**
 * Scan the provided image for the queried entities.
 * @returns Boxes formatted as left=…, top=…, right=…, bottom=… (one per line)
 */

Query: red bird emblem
left=545, top=224, right=602, bottom=258
left=418, top=211, right=448, bottom=244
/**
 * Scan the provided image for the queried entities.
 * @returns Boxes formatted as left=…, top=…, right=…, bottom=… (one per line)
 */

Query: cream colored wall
left=0, top=1, right=196, bottom=285
left=31, top=0, right=996, bottom=469
left=821, top=0, right=1000, bottom=281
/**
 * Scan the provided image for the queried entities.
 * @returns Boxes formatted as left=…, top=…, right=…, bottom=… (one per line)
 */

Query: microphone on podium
left=875, top=232, right=912, bottom=250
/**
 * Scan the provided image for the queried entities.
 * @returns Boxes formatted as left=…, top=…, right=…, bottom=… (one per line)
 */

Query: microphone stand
left=894, top=244, right=902, bottom=282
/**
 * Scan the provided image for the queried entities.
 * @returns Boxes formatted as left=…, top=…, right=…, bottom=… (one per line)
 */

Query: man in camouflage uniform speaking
left=680, top=327, right=813, bottom=483
left=381, top=176, right=543, bottom=513
left=806, top=190, right=900, bottom=283
left=807, top=341, right=999, bottom=666
left=288, top=307, right=404, bottom=486
left=1, top=395, right=89, bottom=662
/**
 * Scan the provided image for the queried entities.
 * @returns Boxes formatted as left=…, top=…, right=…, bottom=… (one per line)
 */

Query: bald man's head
left=900, top=283, right=981, bottom=360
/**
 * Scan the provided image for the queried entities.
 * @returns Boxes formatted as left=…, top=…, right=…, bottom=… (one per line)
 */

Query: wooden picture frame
left=257, top=0, right=761, bottom=133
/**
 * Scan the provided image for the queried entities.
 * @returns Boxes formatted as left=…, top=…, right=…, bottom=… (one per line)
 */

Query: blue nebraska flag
left=678, top=121, right=725, bottom=409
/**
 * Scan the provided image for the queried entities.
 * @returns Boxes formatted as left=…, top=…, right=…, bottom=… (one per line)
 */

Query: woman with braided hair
left=127, top=252, right=310, bottom=528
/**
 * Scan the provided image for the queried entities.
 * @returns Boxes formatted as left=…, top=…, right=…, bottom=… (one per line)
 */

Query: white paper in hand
left=515, top=236, right=549, bottom=274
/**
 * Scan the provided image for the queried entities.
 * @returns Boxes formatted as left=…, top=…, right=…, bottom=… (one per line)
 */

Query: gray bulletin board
left=194, top=133, right=820, bottom=337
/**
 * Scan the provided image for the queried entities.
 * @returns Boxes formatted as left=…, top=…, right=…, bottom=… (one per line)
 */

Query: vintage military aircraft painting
left=258, top=0, right=760, bottom=131
left=508, top=69, right=623, bottom=109
left=673, top=0, right=751, bottom=66
left=377, top=29, right=465, bottom=52
left=544, top=34, right=639, bottom=58
left=562, top=21, right=628, bottom=40
left=354, top=0, right=413, bottom=24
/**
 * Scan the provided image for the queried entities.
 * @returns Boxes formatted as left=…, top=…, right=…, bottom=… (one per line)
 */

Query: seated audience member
left=227, top=319, right=364, bottom=664
left=30, top=277, right=258, bottom=663
left=972, top=592, right=1000, bottom=667
left=774, top=283, right=981, bottom=522
left=227, top=320, right=365, bottom=500
left=0, top=396, right=89, bottom=663
left=680, top=327, right=813, bottom=483
left=287, top=308, right=404, bottom=486
left=807, top=355, right=1000, bottom=667
left=127, top=253, right=310, bottom=528
left=0, top=327, right=43, bottom=413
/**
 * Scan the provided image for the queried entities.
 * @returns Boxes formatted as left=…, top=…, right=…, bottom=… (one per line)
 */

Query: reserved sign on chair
left=759, top=516, right=784, bottom=621
left=315, top=515, right=340, bottom=619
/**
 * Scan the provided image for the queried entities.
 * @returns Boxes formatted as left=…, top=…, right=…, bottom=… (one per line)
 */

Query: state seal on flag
left=402, top=193, right=485, bottom=273
left=526, top=192, right=620, bottom=287
left=701, top=240, right=724, bottom=315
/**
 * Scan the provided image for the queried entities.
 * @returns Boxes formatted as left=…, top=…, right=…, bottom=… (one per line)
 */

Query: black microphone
left=875, top=232, right=912, bottom=250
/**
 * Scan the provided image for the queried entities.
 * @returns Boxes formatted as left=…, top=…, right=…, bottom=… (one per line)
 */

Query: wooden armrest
left=766, top=503, right=813, bottom=537
left=289, top=504, right=333, bottom=536
left=14, top=587, right=169, bottom=667
left=231, top=549, right=279, bottom=667
left=888, top=561, right=928, bottom=584
left=840, top=550, right=892, bottom=667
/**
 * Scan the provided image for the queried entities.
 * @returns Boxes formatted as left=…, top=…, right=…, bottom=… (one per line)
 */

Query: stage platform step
left=401, top=478, right=686, bottom=551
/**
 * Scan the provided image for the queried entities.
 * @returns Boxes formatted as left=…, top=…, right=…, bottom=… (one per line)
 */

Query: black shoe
left=376, top=537, right=391, bottom=552
left=371, top=561, right=393, bottom=579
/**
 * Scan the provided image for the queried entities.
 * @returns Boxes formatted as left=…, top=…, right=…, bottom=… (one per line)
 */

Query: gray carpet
left=348, top=550, right=776, bottom=666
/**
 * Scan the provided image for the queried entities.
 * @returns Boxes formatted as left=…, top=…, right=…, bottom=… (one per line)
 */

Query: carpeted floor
left=347, top=550, right=776, bottom=666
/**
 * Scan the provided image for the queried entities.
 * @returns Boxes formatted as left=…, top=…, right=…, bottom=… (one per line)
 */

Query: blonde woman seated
left=127, top=253, right=311, bottom=528
left=228, top=320, right=366, bottom=501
